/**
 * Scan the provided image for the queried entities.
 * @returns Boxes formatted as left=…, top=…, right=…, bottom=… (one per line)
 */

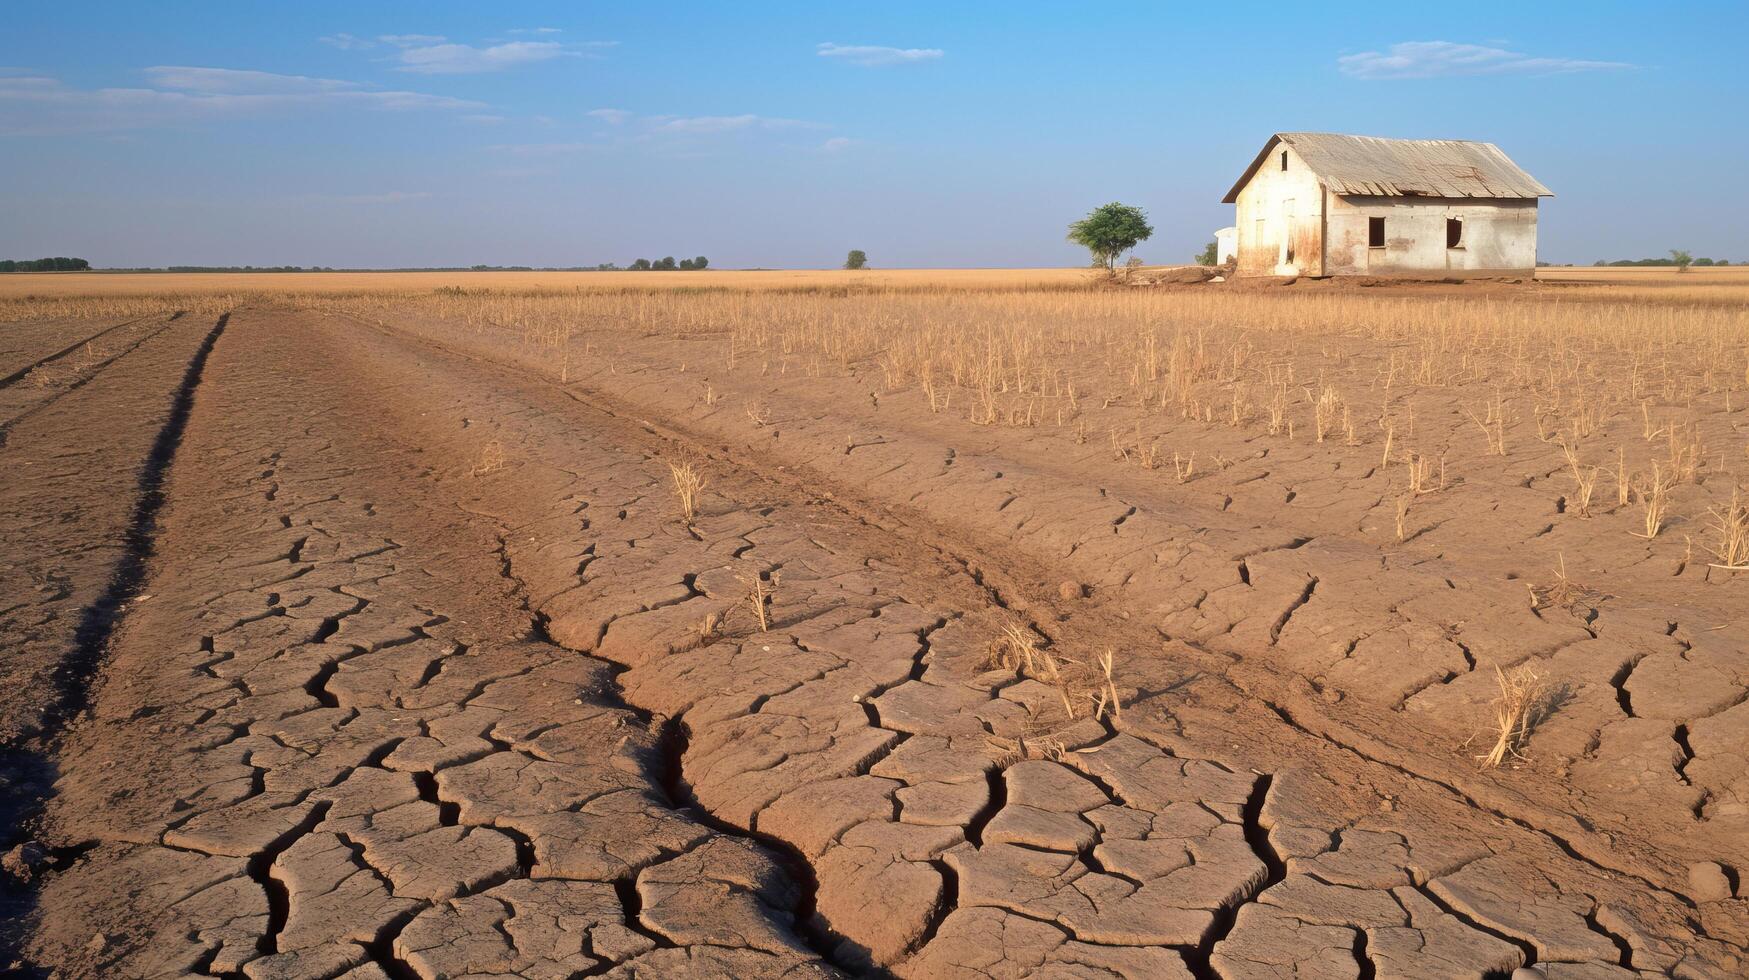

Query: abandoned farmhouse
left=1223, top=132, right=1552, bottom=278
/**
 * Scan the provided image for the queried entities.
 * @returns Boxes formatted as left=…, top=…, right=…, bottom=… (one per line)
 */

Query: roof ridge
left=1221, top=132, right=1551, bottom=203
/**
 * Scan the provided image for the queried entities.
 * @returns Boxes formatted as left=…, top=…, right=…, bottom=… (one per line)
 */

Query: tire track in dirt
left=0, top=315, right=165, bottom=390
left=0, top=315, right=183, bottom=448
left=0, top=312, right=227, bottom=966
left=24, top=309, right=837, bottom=979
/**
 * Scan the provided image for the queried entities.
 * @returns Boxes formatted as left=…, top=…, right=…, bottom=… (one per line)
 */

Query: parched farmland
left=1, top=269, right=1747, bottom=979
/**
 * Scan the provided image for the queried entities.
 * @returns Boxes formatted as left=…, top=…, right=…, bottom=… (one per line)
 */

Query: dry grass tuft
left=985, top=622, right=1059, bottom=682
left=668, top=458, right=707, bottom=525
left=1705, top=487, right=1749, bottom=570
left=1631, top=463, right=1671, bottom=539
left=736, top=568, right=772, bottom=632
left=1091, top=648, right=1122, bottom=722
left=1475, top=663, right=1549, bottom=769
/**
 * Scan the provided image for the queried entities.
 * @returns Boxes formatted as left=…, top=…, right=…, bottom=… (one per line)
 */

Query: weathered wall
left=1324, top=196, right=1538, bottom=276
left=1233, top=143, right=1325, bottom=277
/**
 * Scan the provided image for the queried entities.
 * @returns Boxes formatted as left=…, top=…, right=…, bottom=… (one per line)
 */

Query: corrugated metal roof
left=1221, top=133, right=1552, bottom=203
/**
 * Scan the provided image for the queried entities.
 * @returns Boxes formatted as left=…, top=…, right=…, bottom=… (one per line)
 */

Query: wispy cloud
left=319, top=33, right=372, bottom=50
left=1339, top=41, right=1633, bottom=80
left=816, top=42, right=942, bottom=67
left=507, top=27, right=564, bottom=36
left=819, top=136, right=852, bottom=153
left=0, top=67, right=482, bottom=134
left=379, top=34, right=447, bottom=47
left=586, top=107, right=631, bottom=125
left=143, top=66, right=354, bottom=94
left=393, top=40, right=568, bottom=74
left=654, top=114, right=812, bottom=134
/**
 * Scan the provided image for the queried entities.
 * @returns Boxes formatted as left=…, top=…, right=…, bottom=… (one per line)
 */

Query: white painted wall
left=1233, top=143, right=1325, bottom=277
left=1324, top=196, right=1538, bottom=276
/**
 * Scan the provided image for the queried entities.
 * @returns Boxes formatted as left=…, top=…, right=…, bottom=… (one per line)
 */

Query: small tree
left=1067, top=203, right=1153, bottom=271
left=630, top=258, right=652, bottom=270
left=1671, top=249, right=1693, bottom=273
left=1195, top=241, right=1218, bottom=265
left=692, top=255, right=708, bottom=270
left=844, top=249, right=868, bottom=270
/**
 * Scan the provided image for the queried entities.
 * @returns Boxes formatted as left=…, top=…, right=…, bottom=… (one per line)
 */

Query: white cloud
left=586, top=107, right=631, bottom=124
left=819, top=136, right=852, bottom=153
left=508, top=27, right=564, bottom=35
left=1339, top=41, right=1633, bottom=80
left=394, top=40, right=566, bottom=74
left=0, top=68, right=483, bottom=134
left=816, top=42, right=942, bottom=67
left=655, top=114, right=811, bottom=134
left=143, top=66, right=355, bottom=94
left=319, top=33, right=373, bottom=50
left=379, top=34, right=447, bottom=47
left=0, top=76, right=58, bottom=91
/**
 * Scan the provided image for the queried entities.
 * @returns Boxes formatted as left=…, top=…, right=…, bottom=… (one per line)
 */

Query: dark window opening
left=1280, top=151, right=1288, bottom=171
left=1368, top=216, right=1386, bottom=248
left=1446, top=217, right=1463, bottom=248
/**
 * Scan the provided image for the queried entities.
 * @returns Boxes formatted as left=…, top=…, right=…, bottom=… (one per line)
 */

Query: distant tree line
left=0, top=257, right=90, bottom=272
left=153, top=265, right=341, bottom=272
left=1592, top=254, right=1732, bottom=267
left=627, top=256, right=709, bottom=271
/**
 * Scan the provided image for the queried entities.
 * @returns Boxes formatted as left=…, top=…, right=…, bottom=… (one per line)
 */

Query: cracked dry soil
left=1, top=305, right=1745, bottom=978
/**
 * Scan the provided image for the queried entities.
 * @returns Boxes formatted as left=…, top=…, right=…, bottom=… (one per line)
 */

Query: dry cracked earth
left=1, top=305, right=1746, bottom=979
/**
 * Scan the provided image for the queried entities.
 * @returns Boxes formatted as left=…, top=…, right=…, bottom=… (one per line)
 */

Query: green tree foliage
left=1194, top=241, right=1218, bottom=265
left=0, top=257, right=91, bottom=272
left=844, top=249, right=868, bottom=270
left=1067, top=204, right=1153, bottom=270
left=629, top=255, right=707, bottom=271
left=1670, top=249, right=1693, bottom=272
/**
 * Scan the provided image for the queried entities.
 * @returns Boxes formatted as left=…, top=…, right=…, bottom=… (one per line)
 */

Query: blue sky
left=2, top=2, right=1744, bottom=268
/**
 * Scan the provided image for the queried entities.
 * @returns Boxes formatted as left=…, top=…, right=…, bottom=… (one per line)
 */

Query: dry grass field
left=4, top=269, right=1749, bottom=977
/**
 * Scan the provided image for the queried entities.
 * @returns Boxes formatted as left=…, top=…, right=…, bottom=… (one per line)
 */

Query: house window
left=1446, top=217, right=1464, bottom=248
left=1368, top=217, right=1386, bottom=248
left=1280, top=151, right=1288, bottom=171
